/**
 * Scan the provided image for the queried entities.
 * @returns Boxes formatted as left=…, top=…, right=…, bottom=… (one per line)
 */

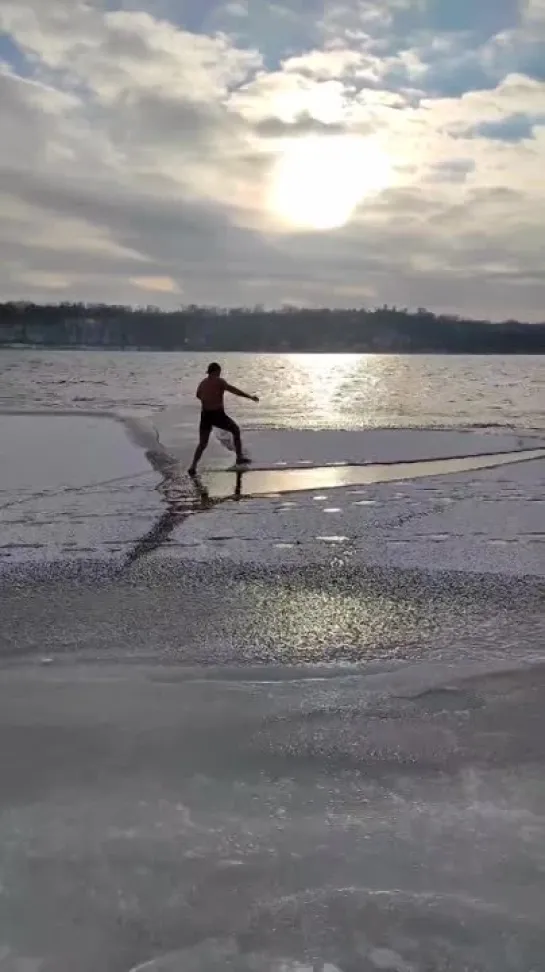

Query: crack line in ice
left=0, top=470, right=153, bottom=515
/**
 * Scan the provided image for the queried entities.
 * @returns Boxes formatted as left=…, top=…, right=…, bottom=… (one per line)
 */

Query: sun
left=267, top=135, right=392, bottom=231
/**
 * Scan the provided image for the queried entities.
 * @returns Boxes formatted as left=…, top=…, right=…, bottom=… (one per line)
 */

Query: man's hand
left=224, top=383, right=260, bottom=403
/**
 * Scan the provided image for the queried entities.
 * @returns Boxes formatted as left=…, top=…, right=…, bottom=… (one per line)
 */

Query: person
left=188, top=362, right=259, bottom=475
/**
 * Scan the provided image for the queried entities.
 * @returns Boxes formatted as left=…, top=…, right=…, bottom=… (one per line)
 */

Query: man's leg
left=188, top=424, right=211, bottom=475
left=219, top=414, right=247, bottom=464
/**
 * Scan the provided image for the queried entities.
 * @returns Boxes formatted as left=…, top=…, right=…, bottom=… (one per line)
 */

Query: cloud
left=0, top=0, right=544, bottom=319
left=223, top=1, right=249, bottom=17
left=130, top=275, right=181, bottom=293
left=428, top=158, right=476, bottom=182
left=10, top=4, right=259, bottom=96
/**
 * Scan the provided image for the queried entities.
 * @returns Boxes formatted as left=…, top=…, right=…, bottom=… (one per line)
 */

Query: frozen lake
left=1, top=352, right=545, bottom=970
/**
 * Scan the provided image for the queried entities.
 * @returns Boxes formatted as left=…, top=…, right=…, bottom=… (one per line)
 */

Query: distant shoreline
left=2, top=302, right=544, bottom=354
left=1, top=344, right=544, bottom=355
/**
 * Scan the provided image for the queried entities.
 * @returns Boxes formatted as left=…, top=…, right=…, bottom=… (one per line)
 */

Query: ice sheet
left=1, top=413, right=544, bottom=568
left=1, top=660, right=545, bottom=971
left=1, top=391, right=545, bottom=971
left=151, top=419, right=539, bottom=469
left=158, top=453, right=545, bottom=577
left=0, top=413, right=161, bottom=562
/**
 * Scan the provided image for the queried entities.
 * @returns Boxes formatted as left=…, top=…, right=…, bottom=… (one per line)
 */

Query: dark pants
left=197, top=409, right=242, bottom=460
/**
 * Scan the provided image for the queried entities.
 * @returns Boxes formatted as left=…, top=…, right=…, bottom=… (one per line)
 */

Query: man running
left=188, top=362, right=259, bottom=476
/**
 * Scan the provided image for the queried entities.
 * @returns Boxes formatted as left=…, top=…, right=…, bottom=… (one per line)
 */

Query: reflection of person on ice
left=188, top=362, right=259, bottom=476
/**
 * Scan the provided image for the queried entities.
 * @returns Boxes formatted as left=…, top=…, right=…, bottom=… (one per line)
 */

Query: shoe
left=188, top=467, right=197, bottom=476
left=236, top=455, right=251, bottom=465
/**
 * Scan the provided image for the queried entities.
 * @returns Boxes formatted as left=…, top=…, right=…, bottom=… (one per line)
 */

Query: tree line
left=1, top=301, right=544, bottom=353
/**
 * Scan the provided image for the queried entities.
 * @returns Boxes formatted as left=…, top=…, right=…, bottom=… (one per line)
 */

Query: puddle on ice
left=192, top=447, right=545, bottom=503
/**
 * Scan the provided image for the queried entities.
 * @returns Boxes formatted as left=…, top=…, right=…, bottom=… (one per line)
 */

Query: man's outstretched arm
left=224, top=383, right=259, bottom=403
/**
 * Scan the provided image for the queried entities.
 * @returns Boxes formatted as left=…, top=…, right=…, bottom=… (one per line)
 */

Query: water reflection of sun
left=268, top=135, right=392, bottom=231
left=285, top=354, right=390, bottom=429
left=289, top=353, right=361, bottom=411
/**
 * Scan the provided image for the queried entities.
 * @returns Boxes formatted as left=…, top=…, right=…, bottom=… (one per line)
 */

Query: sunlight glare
left=268, top=135, right=392, bottom=231
left=289, top=353, right=360, bottom=410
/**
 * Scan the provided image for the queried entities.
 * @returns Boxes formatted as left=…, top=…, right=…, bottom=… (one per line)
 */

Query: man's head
left=207, top=362, right=221, bottom=377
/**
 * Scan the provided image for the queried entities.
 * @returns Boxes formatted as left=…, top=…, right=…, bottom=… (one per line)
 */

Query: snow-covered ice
left=1, top=412, right=544, bottom=567
left=1, top=412, right=545, bottom=971
left=173, top=450, right=545, bottom=577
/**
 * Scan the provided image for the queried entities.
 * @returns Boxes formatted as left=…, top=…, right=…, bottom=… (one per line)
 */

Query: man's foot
left=236, top=455, right=251, bottom=465
left=188, top=467, right=197, bottom=477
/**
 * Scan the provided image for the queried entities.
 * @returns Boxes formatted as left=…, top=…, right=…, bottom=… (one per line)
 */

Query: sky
left=1, top=0, right=545, bottom=320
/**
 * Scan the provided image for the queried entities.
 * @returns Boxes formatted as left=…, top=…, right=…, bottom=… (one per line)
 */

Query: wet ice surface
left=1, top=414, right=545, bottom=971
left=1, top=414, right=544, bottom=567
left=174, top=454, right=545, bottom=578
left=151, top=419, right=539, bottom=467
left=2, top=661, right=545, bottom=971
left=0, top=413, right=161, bottom=562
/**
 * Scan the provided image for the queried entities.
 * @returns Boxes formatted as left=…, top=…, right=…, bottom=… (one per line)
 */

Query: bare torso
left=197, top=376, right=227, bottom=411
